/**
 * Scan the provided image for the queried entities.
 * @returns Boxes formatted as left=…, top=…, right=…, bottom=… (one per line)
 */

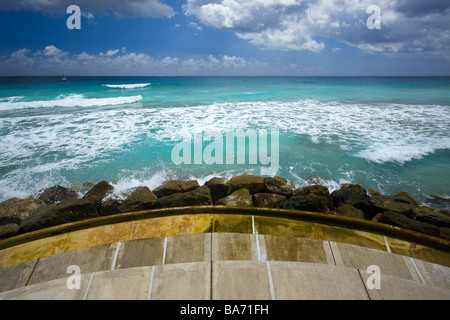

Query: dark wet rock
left=80, top=181, right=95, bottom=194
left=293, top=185, right=333, bottom=210
left=253, top=193, right=286, bottom=208
left=335, top=204, right=365, bottom=219
left=216, top=188, right=253, bottom=207
left=153, top=180, right=199, bottom=198
left=440, top=227, right=450, bottom=240
left=415, top=206, right=450, bottom=228
left=228, top=175, right=266, bottom=195
left=20, top=199, right=98, bottom=233
left=0, top=223, right=20, bottom=240
left=371, top=195, right=415, bottom=219
left=205, top=178, right=229, bottom=204
left=38, top=185, right=79, bottom=205
left=0, top=196, right=46, bottom=225
left=373, top=211, right=440, bottom=237
left=394, top=192, right=419, bottom=208
left=99, top=187, right=157, bottom=216
left=82, top=181, right=114, bottom=210
left=263, top=176, right=293, bottom=196
left=154, top=186, right=212, bottom=209
left=331, top=184, right=374, bottom=219
left=283, top=194, right=329, bottom=213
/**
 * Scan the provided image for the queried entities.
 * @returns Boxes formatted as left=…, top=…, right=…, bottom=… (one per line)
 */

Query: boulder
left=440, top=227, right=450, bottom=240
left=293, top=185, right=333, bottom=210
left=0, top=223, right=20, bottom=240
left=415, top=206, right=450, bottom=228
left=283, top=194, right=329, bottom=213
left=38, top=185, right=79, bottom=205
left=331, top=183, right=374, bottom=219
left=394, top=192, right=419, bottom=208
left=373, top=211, right=440, bottom=237
left=99, top=187, right=157, bottom=216
left=20, top=199, right=98, bottom=233
left=253, top=193, right=286, bottom=208
left=205, top=178, right=229, bottom=204
left=80, top=181, right=95, bottom=194
left=228, top=175, right=265, bottom=195
left=154, top=186, right=212, bottom=209
left=0, top=196, right=46, bottom=224
left=335, top=204, right=365, bottom=219
left=216, top=188, right=253, bottom=207
left=153, top=180, right=199, bottom=198
left=82, top=181, right=114, bottom=209
left=263, top=176, right=293, bottom=196
left=371, top=195, right=415, bottom=219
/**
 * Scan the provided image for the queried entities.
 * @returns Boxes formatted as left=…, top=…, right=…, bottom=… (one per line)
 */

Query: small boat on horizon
left=62, top=75, right=67, bottom=81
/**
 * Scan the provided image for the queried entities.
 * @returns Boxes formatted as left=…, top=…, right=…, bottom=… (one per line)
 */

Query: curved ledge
left=1, top=206, right=449, bottom=252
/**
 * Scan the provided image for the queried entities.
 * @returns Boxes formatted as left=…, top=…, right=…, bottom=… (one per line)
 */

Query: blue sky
left=0, top=0, right=449, bottom=76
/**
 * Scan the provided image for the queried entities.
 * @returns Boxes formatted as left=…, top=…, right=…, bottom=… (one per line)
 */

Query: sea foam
left=104, top=83, right=151, bottom=89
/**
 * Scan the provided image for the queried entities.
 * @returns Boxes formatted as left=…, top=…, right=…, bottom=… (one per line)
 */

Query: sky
left=0, top=0, right=449, bottom=76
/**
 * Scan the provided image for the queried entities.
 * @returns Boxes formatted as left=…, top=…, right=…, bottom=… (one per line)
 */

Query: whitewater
left=0, top=76, right=449, bottom=207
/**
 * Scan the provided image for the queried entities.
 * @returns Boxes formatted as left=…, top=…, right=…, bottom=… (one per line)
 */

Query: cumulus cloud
left=183, top=0, right=450, bottom=57
left=0, top=0, right=175, bottom=18
left=0, top=46, right=266, bottom=76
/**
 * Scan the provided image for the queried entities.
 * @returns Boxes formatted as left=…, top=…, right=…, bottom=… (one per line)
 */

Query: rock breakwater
left=1, top=174, right=449, bottom=241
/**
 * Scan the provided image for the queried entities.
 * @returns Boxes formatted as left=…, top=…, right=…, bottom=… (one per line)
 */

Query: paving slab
left=411, top=258, right=450, bottom=290
left=330, top=241, right=420, bottom=282
left=85, top=266, right=151, bottom=300
left=115, top=237, right=165, bottom=269
left=212, top=260, right=271, bottom=300
left=212, top=233, right=257, bottom=261
left=0, top=274, right=90, bottom=300
left=0, top=260, right=37, bottom=292
left=270, top=261, right=369, bottom=300
left=360, top=270, right=450, bottom=300
left=27, top=243, right=118, bottom=286
left=150, top=262, right=210, bottom=300
left=165, top=233, right=211, bottom=264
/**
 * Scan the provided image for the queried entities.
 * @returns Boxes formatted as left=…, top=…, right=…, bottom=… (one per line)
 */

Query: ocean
left=0, top=76, right=449, bottom=208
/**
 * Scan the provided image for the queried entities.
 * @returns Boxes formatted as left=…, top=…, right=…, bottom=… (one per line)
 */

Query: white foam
left=0, top=94, right=143, bottom=110
left=104, top=83, right=151, bottom=89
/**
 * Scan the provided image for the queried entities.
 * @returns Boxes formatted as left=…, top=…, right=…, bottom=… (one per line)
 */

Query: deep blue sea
left=0, top=76, right=449, bottom=207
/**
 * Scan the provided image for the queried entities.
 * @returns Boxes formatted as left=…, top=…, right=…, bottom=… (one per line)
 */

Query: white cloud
left=0, top=0, right=175, bottom=18
left=0, top=46, right=268, bottom=76
left=184, top=0, right=450, bottom=57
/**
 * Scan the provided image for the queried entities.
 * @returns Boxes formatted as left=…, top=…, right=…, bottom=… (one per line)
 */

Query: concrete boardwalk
left=1, top=209, right=450, bottom=300
left=1, top=232, right=449, bottom=300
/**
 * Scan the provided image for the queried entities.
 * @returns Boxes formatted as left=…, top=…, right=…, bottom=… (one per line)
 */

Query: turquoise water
left=0, top=76, right=449, bottom=206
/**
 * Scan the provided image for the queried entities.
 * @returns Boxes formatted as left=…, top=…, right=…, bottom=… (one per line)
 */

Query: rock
left=371, top=195, right=415, bottom=219
left=373, top=211, right=440, bottom=237
left=0, top=196, right=46, bottom=225
left=440, top=227, right=450, bottom=240
left=205, top=178, right=229, bottom=204
left=335, top=204, right=365, bottom=219
left=99, top=187, right=157, bottom=216
left=415, top=206, right=450, bottom=228
left=82, top=181, right=114, bottom=209
left=228, top=175, right=265, bottom=195
left=293, top=185, right=333, bottom=210
left=153, top=180, right=199, bottom=198
left=38, top=185, right=79, bottom=205
left=216, top=188, right=253, bottom=207
left=394, top=192, right=419, bottom=208
left=253, top=193, right=286, bottom=208
left=154, top=186, right=212, bottom=209
left=331, top=184, right=374, bottom=219
left=0, top=223, right=19, bottom=240
left=263, top=177, right=293, bottom=196
left=368, top=189, right=380, bottom=196
left=20, top=199, right=98, bottom=233
left=283, top=194, right=329, bottom=213
left=80, top=181, right=95, bottom=194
